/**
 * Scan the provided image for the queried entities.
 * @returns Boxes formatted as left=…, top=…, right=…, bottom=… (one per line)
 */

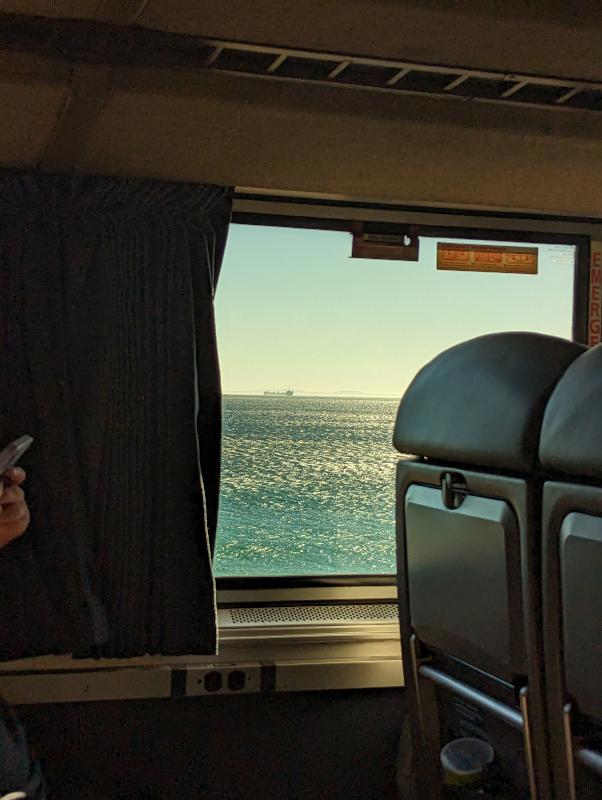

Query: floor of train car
left=19, top=688, right=406, bottom=799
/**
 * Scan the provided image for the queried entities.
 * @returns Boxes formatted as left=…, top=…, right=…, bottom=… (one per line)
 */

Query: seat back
left=395, top=331, right=584, bottom=680
left=401, top=467, right=524, bottom=682
left=395, top=332, right=585, bottom=799
left=540, top=344, right=602, bottom=797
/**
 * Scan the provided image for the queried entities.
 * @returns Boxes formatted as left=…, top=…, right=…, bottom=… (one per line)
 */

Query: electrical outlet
left=185, top=663, right=262, bottom=696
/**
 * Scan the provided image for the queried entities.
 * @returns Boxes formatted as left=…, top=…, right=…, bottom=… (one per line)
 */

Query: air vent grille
left=1, top=15, right=601, bottom=115
left=199, top=39, right=602, bottom=116
left=228, top=603, right=399, bottom=626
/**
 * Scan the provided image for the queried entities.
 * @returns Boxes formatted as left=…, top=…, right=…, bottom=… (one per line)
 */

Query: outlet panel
left=185, top=663, right=262, bottom=696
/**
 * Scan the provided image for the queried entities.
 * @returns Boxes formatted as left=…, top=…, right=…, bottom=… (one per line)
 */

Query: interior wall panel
left=0, top=80, right=68, bottom=166
left=0, top=43, right=601, bottom=216
left=19, top=690, right=406, bottom=800
left=77, top=68, right=602, bottom=217
left=0, top=0, right=101, bottom=18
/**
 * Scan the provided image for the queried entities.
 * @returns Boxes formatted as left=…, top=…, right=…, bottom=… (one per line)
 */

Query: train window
left=214, top=223, right=576, bottom=577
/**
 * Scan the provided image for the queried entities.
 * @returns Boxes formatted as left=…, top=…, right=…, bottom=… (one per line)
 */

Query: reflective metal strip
left=519, top=687, right=538, bottom=800
left=575, top=746, right=602, bottom=778
left=0, top=656, right=403, bottom=703
left=217, top=585, right=398, bottom=604
left=556, top=88, right=582, bottom=105
left=562, top=703, right=577, bottom=800
left=443, top=75, right=469, bottom=92
left=328, top=60, right=351, bottom=79
left=267, top=54, right=287, bottom=73
left=0, top=667, right=172, bottom=705
left=419, top=664, right=523, bottom=729
left=275, top=657, right=403, bottom=692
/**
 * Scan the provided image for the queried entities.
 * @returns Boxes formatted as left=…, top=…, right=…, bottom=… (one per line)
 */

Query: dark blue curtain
left=0, top=170, right=232, bottom=658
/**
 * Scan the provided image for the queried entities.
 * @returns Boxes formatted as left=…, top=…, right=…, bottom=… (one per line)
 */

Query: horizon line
left=222, top=391, right=401, bottom=399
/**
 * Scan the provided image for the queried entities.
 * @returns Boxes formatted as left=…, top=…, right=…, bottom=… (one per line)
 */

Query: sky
left=214, top=224, right=575, bottom=397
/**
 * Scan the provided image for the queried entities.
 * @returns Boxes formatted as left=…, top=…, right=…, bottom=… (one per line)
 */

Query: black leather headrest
left=393, top=333, right=585, bottom=472
left=540, top=344, right=602, bottom=480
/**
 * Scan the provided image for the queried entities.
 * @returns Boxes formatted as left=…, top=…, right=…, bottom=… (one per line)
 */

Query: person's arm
left=0, top=468, right=30, bottom=550
left=0, top=469, right=46, bottom=798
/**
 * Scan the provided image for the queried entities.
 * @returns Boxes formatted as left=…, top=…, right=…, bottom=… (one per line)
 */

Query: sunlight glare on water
left=214, top=395, right=399, bottom=576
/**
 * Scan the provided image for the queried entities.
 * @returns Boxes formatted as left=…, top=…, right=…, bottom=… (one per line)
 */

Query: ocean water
left=214, top=395, right=400, bottom=577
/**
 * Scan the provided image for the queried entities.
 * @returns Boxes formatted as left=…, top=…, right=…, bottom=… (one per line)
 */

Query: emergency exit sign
left=589, top=242, right=602, bottom=346
left=437, top=243, right=538, bottom=274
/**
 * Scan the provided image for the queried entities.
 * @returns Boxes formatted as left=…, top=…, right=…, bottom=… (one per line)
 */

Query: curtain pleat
left=0, top=170, right=231, bottom=659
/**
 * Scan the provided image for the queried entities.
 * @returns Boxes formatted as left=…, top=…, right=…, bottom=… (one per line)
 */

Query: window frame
left=216, top=196, right=592, bottom=592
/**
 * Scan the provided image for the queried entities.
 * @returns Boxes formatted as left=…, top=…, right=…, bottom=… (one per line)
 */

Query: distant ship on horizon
left=264, top=388, right=294, bottom=397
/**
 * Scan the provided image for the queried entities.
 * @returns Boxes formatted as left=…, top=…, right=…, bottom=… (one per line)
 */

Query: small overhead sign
left=437, top=243, right=538, bottom=274
left=351, top=224, right=420, bottom=261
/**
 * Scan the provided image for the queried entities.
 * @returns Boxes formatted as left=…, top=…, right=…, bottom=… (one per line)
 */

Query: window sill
left=0, top=600, right=402, bottom=704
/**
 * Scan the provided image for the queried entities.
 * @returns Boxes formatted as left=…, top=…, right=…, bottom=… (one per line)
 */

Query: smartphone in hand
left=0, top=435, right=34, bottom=476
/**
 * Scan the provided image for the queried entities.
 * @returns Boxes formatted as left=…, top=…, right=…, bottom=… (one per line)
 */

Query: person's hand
left=0, top=467, right=30, bottom=549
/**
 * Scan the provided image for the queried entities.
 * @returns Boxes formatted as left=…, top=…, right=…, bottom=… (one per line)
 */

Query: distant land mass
left=296, top=389, right=398, bottom=398
left=224, top=388, right=400, bottom=398
left=323, top=390, right=396, bottom=397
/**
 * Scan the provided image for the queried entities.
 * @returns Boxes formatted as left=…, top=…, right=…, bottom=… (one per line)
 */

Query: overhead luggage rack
left=199, top=37, right=602, bottom=114
left=1, top=12, right=602, bottom=115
